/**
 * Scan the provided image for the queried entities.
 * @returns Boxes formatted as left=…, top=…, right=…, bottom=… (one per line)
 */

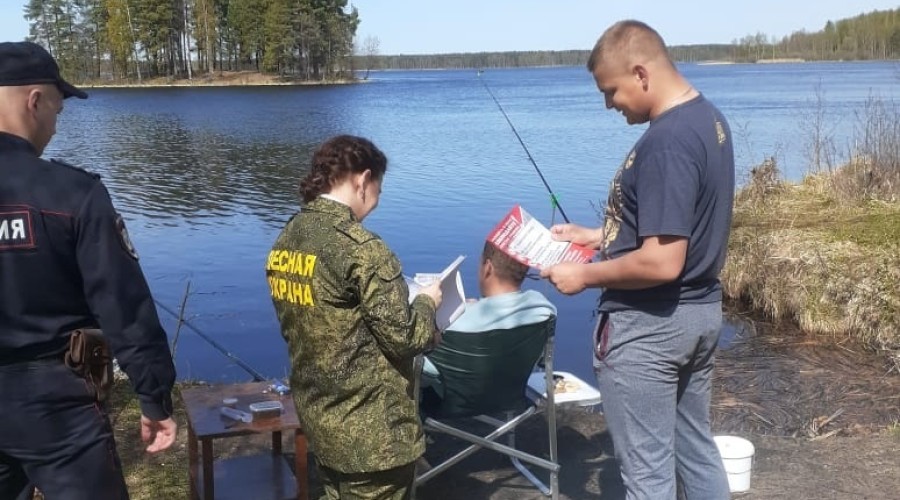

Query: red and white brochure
left=486, top=205, right=595, bottom=270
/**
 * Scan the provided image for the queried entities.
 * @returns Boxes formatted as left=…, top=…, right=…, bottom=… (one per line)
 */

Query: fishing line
left=155, top=299, right=266, bottom=382
left=478, top=71, right=571, bottom=224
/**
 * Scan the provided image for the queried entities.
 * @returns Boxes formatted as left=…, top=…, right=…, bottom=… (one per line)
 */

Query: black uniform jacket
left=0, top=132, right=175, bottom=419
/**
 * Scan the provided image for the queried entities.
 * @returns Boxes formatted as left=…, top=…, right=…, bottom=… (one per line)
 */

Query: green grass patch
left=826, top=208, right=900, bottom=248
left=109, top=380, right=191, bottom=499
left=885, top=420, right=900, bottom=438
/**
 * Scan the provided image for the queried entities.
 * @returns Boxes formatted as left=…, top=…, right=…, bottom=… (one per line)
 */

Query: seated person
left=421, top=241, right=557, bottom=398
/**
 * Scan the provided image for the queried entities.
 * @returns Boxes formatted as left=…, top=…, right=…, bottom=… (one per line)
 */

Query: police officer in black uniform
left=0, top=41, right=177, bottom=499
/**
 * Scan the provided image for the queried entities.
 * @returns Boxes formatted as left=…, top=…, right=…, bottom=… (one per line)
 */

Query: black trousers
left=0, top=360, right=128, bottom=500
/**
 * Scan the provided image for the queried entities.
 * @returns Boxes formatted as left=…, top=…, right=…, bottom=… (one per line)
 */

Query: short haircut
left=482, top=241, right=528, bottom=286
left=586, top=20, right=673, bottom=73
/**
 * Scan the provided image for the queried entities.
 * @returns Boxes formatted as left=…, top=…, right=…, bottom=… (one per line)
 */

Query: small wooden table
left=181, top=382, right=308, bottom=500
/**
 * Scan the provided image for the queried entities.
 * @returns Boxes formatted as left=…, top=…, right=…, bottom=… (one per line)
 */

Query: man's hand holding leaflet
left=486, top=205, right=594, bottom=270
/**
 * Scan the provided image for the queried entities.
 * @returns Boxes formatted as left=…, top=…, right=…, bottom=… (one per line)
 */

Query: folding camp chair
left=413, top=317, right=560, bottom=499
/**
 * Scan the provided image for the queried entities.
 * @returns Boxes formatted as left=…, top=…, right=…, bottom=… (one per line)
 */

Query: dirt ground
left=413, top=314, right=900, bottom=499
left=413, top=409, right=900, bottom=500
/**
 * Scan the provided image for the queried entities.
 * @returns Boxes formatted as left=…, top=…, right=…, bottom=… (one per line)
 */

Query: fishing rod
left=155, top=299, right=266, bottom=382
left=478, top=71, right=571, bottom=224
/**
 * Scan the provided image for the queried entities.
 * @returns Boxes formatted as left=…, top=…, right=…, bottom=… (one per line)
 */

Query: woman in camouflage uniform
left=267, top=135, right=442, bottom=499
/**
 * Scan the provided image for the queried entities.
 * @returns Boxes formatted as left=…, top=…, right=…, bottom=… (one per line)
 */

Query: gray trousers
left=594, top=302, right=730, bottom=500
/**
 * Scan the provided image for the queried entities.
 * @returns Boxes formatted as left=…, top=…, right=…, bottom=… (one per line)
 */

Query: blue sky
left=2, top=0, right=897, bottom=54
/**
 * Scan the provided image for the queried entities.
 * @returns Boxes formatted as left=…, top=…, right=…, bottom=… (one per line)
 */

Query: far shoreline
left=78, top=70, right=361, bottom=90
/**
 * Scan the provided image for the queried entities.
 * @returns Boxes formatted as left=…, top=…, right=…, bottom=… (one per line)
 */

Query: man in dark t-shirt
left=541, top=21, right=733, bottom=500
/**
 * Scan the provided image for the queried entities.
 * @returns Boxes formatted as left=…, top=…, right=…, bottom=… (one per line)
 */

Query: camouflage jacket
left=266, top=197, right=437, bottom=473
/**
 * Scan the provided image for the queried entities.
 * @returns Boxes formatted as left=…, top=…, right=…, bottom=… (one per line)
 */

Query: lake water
left=45, top=62, right=899, bottom=384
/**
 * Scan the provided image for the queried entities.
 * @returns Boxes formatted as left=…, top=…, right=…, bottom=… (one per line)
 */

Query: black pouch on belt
left=64, top=328, right=113, bottom=403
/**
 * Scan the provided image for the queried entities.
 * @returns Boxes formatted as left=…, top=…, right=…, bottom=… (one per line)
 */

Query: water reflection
left=87, top=114, right=310, bottom=225
left=47, top=86, right=363, bottom=229
left=718, top=315, right=754, bottom=350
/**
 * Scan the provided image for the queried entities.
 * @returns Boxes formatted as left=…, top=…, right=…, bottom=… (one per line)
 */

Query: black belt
left=0, top=350, right=66, bottom=367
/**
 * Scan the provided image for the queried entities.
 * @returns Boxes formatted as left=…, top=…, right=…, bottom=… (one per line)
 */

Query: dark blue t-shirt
left=598, top=94, right=735, bottom=311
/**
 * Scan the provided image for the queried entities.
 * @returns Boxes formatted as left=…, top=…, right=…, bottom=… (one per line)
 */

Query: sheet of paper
left=406, top=255, right=466, bottom=331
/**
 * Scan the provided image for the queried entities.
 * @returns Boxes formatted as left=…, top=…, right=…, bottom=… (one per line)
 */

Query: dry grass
left=722, top=158, right=900, bottom=371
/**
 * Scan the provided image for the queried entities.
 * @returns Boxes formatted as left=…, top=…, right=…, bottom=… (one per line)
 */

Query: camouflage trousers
left=318, top=461, right=416, bottom=500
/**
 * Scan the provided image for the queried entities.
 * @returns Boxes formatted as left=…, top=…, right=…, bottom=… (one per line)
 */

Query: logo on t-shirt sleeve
left=0, top=210, right=35, bottom=250
left=715, top=121, right=727, bottom=145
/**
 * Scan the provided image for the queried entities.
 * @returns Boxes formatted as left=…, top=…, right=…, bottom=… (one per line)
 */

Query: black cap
left=0, top=41, right=87, bottom=99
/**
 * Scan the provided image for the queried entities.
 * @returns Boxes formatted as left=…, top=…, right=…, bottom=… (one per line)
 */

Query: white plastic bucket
left=714, top=435, right=755, bottom=493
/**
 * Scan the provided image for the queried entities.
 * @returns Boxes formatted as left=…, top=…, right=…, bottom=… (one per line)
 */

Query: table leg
left=202, top=438, right=214, bottom=500
left=188, top=424, right=199, bottom=500
left=272, top=430, right=282, bottom=455
left=294, top=430, right=308, bottom=500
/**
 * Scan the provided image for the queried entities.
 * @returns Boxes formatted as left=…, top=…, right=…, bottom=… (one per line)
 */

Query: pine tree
left=24, top=0, right=78, bottom=75
left=262, top=0, right=292, bottom=74
left=104, top=0, right=137, bottom=79
left=74, top=0, right=108, bottom=80
left=191, top=0, right=218, bottom=73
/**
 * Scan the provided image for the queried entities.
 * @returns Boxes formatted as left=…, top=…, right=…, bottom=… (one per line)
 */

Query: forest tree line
left=357, top=50, right=592, bottom=71
left=358, top=8, right=900, bottom=71
left=23, top=0, right=359, bottom=82
left=719, top=7, right=900, bottom=62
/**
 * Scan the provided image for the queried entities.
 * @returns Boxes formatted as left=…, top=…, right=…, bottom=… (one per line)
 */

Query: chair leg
left=504, top=412, right=553, bottom=497
left=417, top=409, right=561, bottom=486
left=544, top=334, right=559, bottom=500
left=436, top=424, right=558, bottom=472
left=511, top=457, right=552, bottom=496
left=547, top=401, right=560, bottom=500
left=417, top=412, right=536, bottom=485
left=418, top=410, right=539, bottom=485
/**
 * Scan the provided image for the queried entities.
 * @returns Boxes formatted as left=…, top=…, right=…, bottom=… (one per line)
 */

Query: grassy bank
left=722, top=154, right=900, bottom=371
